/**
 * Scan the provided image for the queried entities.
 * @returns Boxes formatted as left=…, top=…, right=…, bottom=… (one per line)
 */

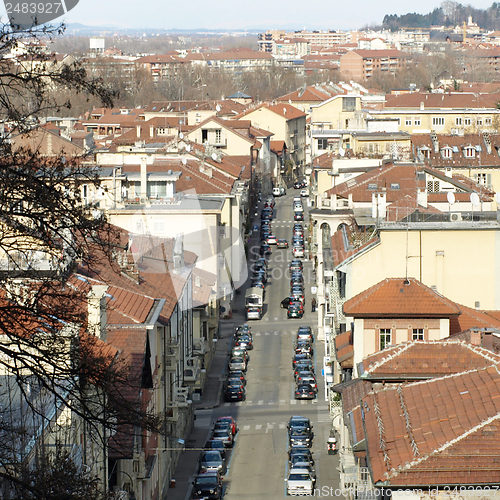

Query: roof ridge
left=364, top=341, right=415, bottom=374
left=386, top=409, right=500, bottom=481
left=461, top=340, right=500, bottom=364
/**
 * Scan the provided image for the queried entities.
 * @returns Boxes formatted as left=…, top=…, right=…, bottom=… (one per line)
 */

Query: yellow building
left=370, top=92, right=500, bottom=135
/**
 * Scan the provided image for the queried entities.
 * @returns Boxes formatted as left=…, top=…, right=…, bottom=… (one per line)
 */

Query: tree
left=0, top=21, right=158, bottom=498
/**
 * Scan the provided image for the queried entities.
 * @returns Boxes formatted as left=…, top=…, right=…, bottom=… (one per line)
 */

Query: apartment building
left=370, top=92, right=500, bottom=134
left=339, top=49, right=404, bottom=80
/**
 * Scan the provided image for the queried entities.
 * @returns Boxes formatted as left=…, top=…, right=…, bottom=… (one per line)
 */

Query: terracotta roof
left=359, top=340, right=500, bottom=379
left=384, top=92, right=500, bottom=110
left=240, top=102, right=306, bottom=121
left=277, top=85, right=333, bottom=103
left=270, top=140, right=286, bottom=154
left=348, top=49, right=403, bottom=58
left=334, top=330, right=353, bottom=367
left=362, top=365, right=500, bottom=486
left=343, top=278, right=461, bottom=318
left=451, top=303, right=500, bottom=334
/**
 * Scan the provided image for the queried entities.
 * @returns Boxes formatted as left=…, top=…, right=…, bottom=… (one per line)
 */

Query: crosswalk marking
left=279, top=423, right=286, bottom=429
left=290, top=399, right=297, bottom=405
left=279, top=400, right=286, bottom=404
left=257, top=400, right=264, bottom=405
left=264, top=332, right=270, bottom=336
left=243, top=425, right=250, bottom=431
left=255, top=424, right=262, bottom=430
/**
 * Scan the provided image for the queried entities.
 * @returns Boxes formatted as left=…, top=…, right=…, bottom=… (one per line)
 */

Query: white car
left=286, top=467, right=315, bottom=496
left=293, top=203, right=304, bottom=213
left=300, top=188, right=309, bottom=197
left=292, top=246, right=304, bottom=258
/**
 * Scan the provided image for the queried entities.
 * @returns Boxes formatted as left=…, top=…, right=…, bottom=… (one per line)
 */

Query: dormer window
left=463, top=146, right=475, bottom=158
left=418, top=147, right=430, bottom=159
left=441, top=147, right=452, bottom=159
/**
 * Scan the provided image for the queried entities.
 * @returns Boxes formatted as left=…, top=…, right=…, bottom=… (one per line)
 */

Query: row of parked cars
left=292, top=326, right=317, bottom=400
left=191, top=416, right=239, bottom=499
left=285, top=415, right=317, bottom=496
left=224, top=325, right=253, bottom=402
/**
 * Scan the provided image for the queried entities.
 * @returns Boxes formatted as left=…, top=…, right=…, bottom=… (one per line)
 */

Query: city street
left=189, top=191, right=341, bottom=499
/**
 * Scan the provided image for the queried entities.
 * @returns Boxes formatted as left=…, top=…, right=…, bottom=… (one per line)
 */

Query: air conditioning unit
left=173, top=386, right=190, bottom=407
left=450, top=212, right=462, bottom=222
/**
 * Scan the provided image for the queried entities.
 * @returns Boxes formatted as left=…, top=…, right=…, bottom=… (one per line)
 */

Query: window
left=317, top=138, right=328, bottom=150
left=367, top=183, right=377, bottom=190
left=342, top=97, right=356, bottom=111
left=405, top=117, right=412, bottom=126
left=414, top=118, right=421, bottom=126
left=464, top=147, right=475, bottom=158
left=419, top=147, right=430, bottom=159
left=441, top=148, right=452, bottom=159
left=477, top=173, right=487, bottom=185
left=148, top=181, right=167, bottom=198
left=477, top=118, right=483, bottom=126
left=432, top=117, right=445, bottom=126
left=390, top=183, right=400, bottom=190
left=485, top=117, right=492, bottom=126
left=379, top=328, right=392, bottom=350
left=412, top=328, right=424, bottom=341
left=455, top=117, right=462, bottom=126
left=464, top=118, right=472, bottom=126
left=427, top=180, right=440, bottom=193
left=201, top=129, right=208, bottom=142
left=215, top=129, right=222, bottom=143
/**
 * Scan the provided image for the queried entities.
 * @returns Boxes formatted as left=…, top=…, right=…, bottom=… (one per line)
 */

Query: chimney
left=136, top=125, right=141, bottom=138
left=417, top=188, right=428, bottom=208
left=149, top=125, right=154, bottom=138
left=87, top=284, right=108, bottom=340
left=140, top=156, right=148, bottom=200
left=469, top=329, right=481, bottom=346
left=420, top=101, right=424, bottom=110
left=173, top=234, right=185, bottom=272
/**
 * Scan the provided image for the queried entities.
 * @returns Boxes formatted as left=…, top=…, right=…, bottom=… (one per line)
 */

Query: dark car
left=250, top=279, right=265, bottom=289
left=288, top=416, right=313, bottom=434
left=281, top=297, right=291, bottom=309
left=295, top=342, right=313, bottom=356
left=199, top=450, right=226, bottom=475
left=277, top=239, right=288, bottom=249
left=288, top=301, right=304, bottom=319
left=289, top=260, right=303, bottom=272
left=290, top=275, right=304, bottom=286
left=289, top=428, right=313, bottom=448
left=288, top=445, right=314, bottom=462
left=205, top=439, right=227, bottom=459
left=294, top=361, right=314, bottom=377
left=289, top=451, right=315, bottom=469
left=235, top=324, right=251, bottom=336
left=294, top=370, right=315, bottom=384
left=295, top=383, right=316, bottom=400
left=259, top=243, right=271, bottom=256
left=223, top=384, right=246, bottom=402
left=227, top=371, right=246, bottom=386
left=191, top=472, right=222, bottom=500
left=294, top=212, right=304, bottom=221
left=297, top=326, right=313, bottom=343
left=234, top=334, right=253, bottom=350
left=292, top=352, right=312, bottom=368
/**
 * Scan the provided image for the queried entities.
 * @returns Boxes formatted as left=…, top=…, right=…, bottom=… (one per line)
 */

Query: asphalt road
left=192, top=191, right=342, bottom=499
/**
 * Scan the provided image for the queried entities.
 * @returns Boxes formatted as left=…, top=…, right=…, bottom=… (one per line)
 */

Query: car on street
left=297, top=375, right=317, bottom=393
left=234, top=334, right=253, bottom=350
left=300, top=188, right=309, bottom=197
left=250, top=279, right=265, bottom=289
left=281, top=297, right=292, bottom=308
left=292, top=245, right=304, bottom=257
left=191, top=472, right=222, bottom=500
left=286, top=467, right=315, bottom=496
left=290, top=460, right=316, bottom=480
left=266, top=234, right=277, bottom=245
left=297, top=326, right=313, bottom=343
left=259, top=243, right=271, bottom=256
left=199, top=450, right=226, bottom=475
left=223, top=385, right=245, bottom=403
left=288, top=416, right=313, bottom=434
left=293, top=181, right=304, bottom=189
left=289, top=429, right=313, bottom=448
left=211, top=426, right=234, bottom=447
left=228, top=356, right=247, bottom=372
left=205, top=439, right=226, bottom=459
left=231, top=346, right=249, bottom=362
left=295, top=383, right=316, bottom=400
left=295, top=342, right=313, bottom=356
left=288, top=445, right=314, bottom=463
left=293, top=212, right=304, bottom=222
left=292, top=352, right=312, bottom=368
left=227, top=370, right=246, bottom=386
left=235, top=324, right=251, bottom=336
left=290, top=260, right=303, bottom=272
left=216, top=416, right=238, bottom=436
left=277, top=239, right=288, bottom=249
left=294, top=361, right=314, bottom=377
left=288, top=300, right=304, bottom=318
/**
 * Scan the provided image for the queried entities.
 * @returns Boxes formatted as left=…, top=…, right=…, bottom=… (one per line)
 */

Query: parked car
left=228, top=356, right=247, bottom=372
left=215, top=416, right=238, bottom=436
left=289, top=429, right=313, bottom=448
left=277, top=239, right=288, bottom=248
left=199, top=451, right=226, bottom=475
left=294, top=361, right=314, bottom=377
left=191, top=472, right=222, bottom=500
left=211, top=425, right=234, bottom=447
left=292, top=245, right=304, bottom=258
left=298, top=375, right=317, bottom=393
left=292, top=352, right=312, bottom=368
left=300, top=188, right=309, bottom=197
left=288, top=416, right=313, bottom=434
left=231, top=346, right=249, bottom=362
left=227, top=370, right=246, bottom=386
left=290, top=460, right=316, bottom=480
left=288, top=445, right=314, bottom=462
left=266, top=234, right=277, bottom=245
left=290, top=260, right=303, bottom=272
left=297, top=326, right=313, bottom=343
left=294, top=212, right=304, bottom=222
left=286, top=467, right=315, bottom=496
left=281, top=297, right=291, bottom=309
left=234, top=334, right=253, bottom=350
left=295, top=383, right=316, bottom=400
left=288, top=301, right=304, bottom=319
left=205, top=439, right=226, bottom=459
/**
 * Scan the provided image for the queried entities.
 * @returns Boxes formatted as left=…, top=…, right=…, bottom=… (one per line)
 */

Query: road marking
left=243, top=425, right=250, bottom=431
left=264, top=332, right=270, bottom=336
left=273, top=331, right=279, bottom=336
left=279, top=399, right=286, bottom=405
left=255, top=424, right=262, bottom=430
left=268, top=401, right=275, bottom=405
left=290, top=399, right=297, bottom=405
left=257, top=400, right=264, bottom=405
left=279, top=423, right=286, bottom=429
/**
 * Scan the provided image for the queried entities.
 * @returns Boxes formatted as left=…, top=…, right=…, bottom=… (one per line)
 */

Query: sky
left=37, top=0, right=500, bottom=30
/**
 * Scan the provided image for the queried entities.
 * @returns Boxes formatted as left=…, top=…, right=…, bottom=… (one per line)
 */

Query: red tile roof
left=277, top=85, right=334, bottom=102
left=384, top=92, right=500, bottom=109
left=360, top=340, right=500, bottom=378
left=362, top=365, right=500, bottom=486
left=343, top=278, right=461, bottom=318
left=240, top=102, right=306, bottom=121
left=334, top=330, right=353, bottom=367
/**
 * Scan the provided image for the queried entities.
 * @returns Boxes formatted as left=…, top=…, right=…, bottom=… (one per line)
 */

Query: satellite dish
left=496, top=192, right=500, bottom=204
left=181, top=158, right=187, bottom=165
left=446, top=192, right=456, bottom=205
left=179, top=132, right=184, bottom=139
left=186, top=144, right=191, bottom=152
left=470, top=192, right=480, bottom=206
left=216, top=104, right=221, bottom=112
left=211, top=152, right=218, bottom=161
left=339, top=147, right=345, bottom=157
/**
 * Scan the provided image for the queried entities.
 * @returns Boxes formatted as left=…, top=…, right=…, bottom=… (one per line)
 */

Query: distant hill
left=382, top=2, right=500, bottom=31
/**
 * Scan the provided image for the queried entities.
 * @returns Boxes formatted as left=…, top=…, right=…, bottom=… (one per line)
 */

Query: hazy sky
left=57, top=0, right=497, bottom=30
